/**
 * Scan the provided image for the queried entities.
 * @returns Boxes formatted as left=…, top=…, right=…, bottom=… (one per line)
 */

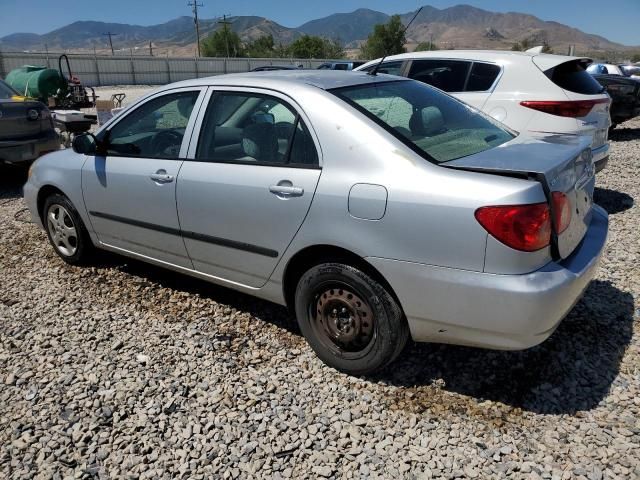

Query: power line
left=188, top=1, right=204, bottom=57
left=102, top=32, right=118, bottom=55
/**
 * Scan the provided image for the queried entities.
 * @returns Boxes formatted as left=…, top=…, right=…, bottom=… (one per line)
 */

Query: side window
left=361, top=61, right=404, bottom=76
left=106, top=91, right=199, bottom=159
left=196, top=92, right=318, bottom=167
left=408, top=60, right=471, bottom=92
left=334, top=63, right=349, bottom=70
left=466, top=62, right=501, bottom=92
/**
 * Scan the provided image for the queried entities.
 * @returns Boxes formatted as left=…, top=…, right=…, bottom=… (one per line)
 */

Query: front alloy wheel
left=43, top=193, right=94, bottom=265
left=46, top=204, right=79, bottom=257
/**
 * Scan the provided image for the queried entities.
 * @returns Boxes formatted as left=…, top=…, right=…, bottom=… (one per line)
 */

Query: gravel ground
left=1, top=119, right=639, bottom=479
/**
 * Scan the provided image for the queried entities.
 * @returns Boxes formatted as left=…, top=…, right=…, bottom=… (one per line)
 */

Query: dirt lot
left=0, top=119, right=638, bottom=479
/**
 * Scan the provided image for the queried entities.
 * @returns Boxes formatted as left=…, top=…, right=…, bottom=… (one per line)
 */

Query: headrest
left=409, top=106, right=445, bottom=137
left=242, top=123, right=279, bottom=162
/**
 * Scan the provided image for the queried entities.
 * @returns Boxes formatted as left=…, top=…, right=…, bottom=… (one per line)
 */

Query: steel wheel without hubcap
left=311, top=284, right=375, bottom=358
left=46, top=204, right=78, bottom=257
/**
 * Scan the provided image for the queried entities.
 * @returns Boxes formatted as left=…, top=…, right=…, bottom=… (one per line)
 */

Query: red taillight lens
left=551, top=191, right=572, bottom=234
left=520, top=99, right=609, bottom=118
left=475, top=203, right=551, bottom=252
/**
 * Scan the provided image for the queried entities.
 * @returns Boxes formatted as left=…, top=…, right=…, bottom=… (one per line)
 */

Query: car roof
left=159, top=70, right=405, bottom=91
left=359, top=50, right=591, bottom=69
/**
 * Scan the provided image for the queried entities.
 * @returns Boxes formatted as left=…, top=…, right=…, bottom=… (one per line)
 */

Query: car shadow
left=97, top=251, right=634, bottom=416
left=376, top=279, right=635, bottom=415
left=609, top=126, right=640, bottom=142
left=90, top=251, right=298, bottom=335
left=594, top=187, right=634, bottom=214
left=0, top=166, right=27, bottom=200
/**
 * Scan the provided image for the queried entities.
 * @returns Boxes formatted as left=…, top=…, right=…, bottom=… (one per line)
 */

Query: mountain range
left=0, top=5, right=635, bottom=56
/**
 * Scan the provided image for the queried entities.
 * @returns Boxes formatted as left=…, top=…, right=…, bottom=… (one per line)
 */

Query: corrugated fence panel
left=131, top=58, right=170, bottom=85
left=0, top=52, right=365, bottom=86
left=96, top=57, right=135, bottom=86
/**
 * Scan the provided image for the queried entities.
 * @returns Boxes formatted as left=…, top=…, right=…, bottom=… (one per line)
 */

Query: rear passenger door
left=176, top=88, right=321, bottom=288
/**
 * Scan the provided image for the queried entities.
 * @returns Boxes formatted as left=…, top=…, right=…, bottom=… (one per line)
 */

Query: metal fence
left=0, top=51, right=337, bottom=87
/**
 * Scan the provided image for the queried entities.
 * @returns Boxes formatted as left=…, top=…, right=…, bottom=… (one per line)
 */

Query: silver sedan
left=23, top=71, right=608, bottom=375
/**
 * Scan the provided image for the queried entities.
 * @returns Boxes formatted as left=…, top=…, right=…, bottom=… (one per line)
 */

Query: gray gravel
left=1, top=119, right=639, bottom=479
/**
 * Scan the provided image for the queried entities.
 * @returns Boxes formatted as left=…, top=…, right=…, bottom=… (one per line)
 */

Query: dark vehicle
left=592, top=74, right=640, bottom=130
left=317, top=61, right=366, bottom=71
left=251, top=65, right=303, bottom=72
left=0, top=79, right=59, bottom=167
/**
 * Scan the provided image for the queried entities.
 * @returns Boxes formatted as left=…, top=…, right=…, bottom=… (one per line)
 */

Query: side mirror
left=72, top=133, right=99, bottom=155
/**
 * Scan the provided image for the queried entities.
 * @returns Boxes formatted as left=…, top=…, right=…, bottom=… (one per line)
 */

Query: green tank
left=5, top=65, right=67, bottom=101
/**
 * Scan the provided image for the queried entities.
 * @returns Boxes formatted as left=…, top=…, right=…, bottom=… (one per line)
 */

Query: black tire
left=294, top=262, right=409, bottom=375
left=42, top=193, right=94, bottom=265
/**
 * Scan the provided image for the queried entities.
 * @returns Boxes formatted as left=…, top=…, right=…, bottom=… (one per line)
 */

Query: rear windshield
left=547, top=60, right=604, bottom=95
left=0, top=80, right=18, bottom=99
left=330, top=80, right=514, bottom=163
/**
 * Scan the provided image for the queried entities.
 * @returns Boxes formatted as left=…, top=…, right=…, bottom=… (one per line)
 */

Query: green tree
left=361, top=15, right=406, bottom=59
left=631, top=52, right=640, bottom=63
left=415, top=41, right=438, bottom=52
left=201, top=26, right=244, bottom=57
left=287, top=35, right=344, bottom=59
left=245, top=35, right=278, bottom=58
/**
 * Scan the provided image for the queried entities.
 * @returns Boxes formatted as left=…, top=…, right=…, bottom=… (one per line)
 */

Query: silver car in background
left=23, top=71, right=608, bottom=375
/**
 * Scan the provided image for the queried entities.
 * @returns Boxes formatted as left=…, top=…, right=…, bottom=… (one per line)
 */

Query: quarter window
left=105, top=91, right=199, bottom=159
left=407, top=60, right=471, bottom=92
left=466, top=62, right=501, bottom=92
left=196, top=92, right=318, bottom=167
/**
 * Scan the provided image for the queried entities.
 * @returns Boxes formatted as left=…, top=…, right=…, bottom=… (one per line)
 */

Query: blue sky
left=1, top=0, right=638, bottom=46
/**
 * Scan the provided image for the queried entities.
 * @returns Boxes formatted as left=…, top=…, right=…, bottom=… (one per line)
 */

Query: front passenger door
left=82, top=88, right=204, bottom=267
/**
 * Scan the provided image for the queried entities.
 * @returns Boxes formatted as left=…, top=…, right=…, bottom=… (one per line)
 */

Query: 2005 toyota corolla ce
left=23, top=71, right=608, bottom=375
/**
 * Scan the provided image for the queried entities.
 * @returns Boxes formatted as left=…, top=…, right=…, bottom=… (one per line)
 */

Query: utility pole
left=188, top=1, right=204, bottom=57
left=218, top=14, right=233, bottom=58
left=103, top=32, right=118, bottom=55
left=149, top=41, right=153, bottom=56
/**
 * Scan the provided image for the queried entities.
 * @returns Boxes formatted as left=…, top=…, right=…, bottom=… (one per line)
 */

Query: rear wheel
left=294, top=262, right=409, bottom=375
left=43, top=194, right=94, bottom=265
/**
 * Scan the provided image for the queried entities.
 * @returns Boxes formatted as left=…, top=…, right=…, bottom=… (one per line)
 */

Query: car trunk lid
left=445, top=134, right=595, bottom=259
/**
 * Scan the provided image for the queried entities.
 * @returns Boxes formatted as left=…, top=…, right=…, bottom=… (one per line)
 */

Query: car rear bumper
left=366, top=206, right=608, bottom=350
left=592, top=142, right=609, bottom=173
left=0, top=130, right=59, bottom=165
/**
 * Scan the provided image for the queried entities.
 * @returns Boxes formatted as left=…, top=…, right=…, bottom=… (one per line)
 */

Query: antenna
left=369, top=7, right=423, bottom=76
left=188, top=1, right=204, bottom=57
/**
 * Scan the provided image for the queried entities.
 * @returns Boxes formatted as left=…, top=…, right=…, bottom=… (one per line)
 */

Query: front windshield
left=330, top=79, right=514, bottom=163
left=0, top=80, right=18, bottom=99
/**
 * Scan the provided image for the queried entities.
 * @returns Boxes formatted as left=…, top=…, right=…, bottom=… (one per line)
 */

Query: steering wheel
left=150, top=130, right=183, bottom=156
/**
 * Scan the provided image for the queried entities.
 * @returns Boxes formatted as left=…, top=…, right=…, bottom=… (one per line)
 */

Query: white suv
left=356, top=51, right=611, bottom=172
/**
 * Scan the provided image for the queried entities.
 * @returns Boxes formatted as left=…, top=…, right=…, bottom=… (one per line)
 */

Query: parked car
left=317, top=61, right=365, bottom=71
left=0, top=79, right=59, bottom=167
left=619, top=64, right=640, bottom=77
left=586, top=63, right=625, bottom=76
left=24, top=71, right=608, bottom=375
left=356, top=51, right=612, bottom=172
left=591, top=74, right=640, bottom=130
left=251, top=65, right=303, bottom=72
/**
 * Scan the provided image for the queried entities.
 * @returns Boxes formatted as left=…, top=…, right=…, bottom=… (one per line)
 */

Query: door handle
left=269, top=185, right=304, bottom=197
left=150, top=169, right=174, bottom=184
